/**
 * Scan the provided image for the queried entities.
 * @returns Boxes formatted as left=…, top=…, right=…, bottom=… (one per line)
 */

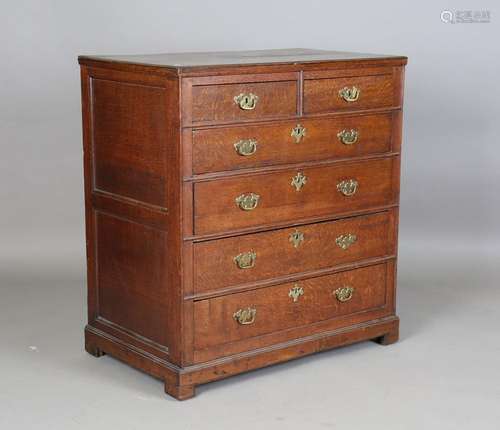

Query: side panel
left=80, top=66, right=183, bottom=364
left=96, top=212, right=168, bottom=346
left=92, top=79, right=168, bottom=207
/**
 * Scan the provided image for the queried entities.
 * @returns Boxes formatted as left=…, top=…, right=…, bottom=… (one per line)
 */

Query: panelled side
left=80, top=65, right=183, bottom=365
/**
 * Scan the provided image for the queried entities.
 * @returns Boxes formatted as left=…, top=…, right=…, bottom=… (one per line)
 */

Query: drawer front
left=194, top=157, right=397, bottom=235
left=194, top=263, right=391, bottom=350
left=191, top=80, right=298, bottom=124
left=304, top=73, right=394, bottom=114
left=192, top=113, right=394, bottom=174
left=194, top=211, right=394, bottom=294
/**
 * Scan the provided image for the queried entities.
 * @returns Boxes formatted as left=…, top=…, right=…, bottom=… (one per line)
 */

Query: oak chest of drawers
left=79, top=48, right=407, bottom=400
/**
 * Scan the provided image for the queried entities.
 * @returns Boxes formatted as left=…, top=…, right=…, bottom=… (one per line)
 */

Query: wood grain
left=194, top=156, right=398, bottom=235
left=96, top=212, right=169, bottom=347
left=85, top=315, right=399, bottom=399
left=194, top=263, right=389, bottom=349
left=191, top=79, right=298, bottom=124
left=194, top=210, right=395, bottom=294
left=192, top=112, right=393, bottom=174
left=304, top=73, right=395, bottom=114
left=78, top=48, right=407, bottom=77
left=91, top=78, right=168, bottom=207
left=80, top=51, right=406, bottom=399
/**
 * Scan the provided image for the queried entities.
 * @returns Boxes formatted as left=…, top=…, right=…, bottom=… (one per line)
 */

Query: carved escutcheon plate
left=291, top=124, right=306, bottom=143
left=289, top=284, right=304, bottom=302
left=289, top=229, right=305, bottom=248
left=291, top=172, right=307, bottom=191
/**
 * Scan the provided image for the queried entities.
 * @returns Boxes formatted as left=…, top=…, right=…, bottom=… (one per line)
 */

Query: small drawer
left=194, top=262, right=392, bottom=350
left=194, top=210, right=395, bottom=294
left=304, top=71, right=396, bottom=114
left=193, top=157, right=397, bottom=236
left=192, top=112, right=394, bottom=174
left=189, top=75, right=298, bottom=125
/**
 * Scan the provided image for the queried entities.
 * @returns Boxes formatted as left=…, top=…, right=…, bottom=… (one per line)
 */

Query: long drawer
left=194, top=210, right=396, bottom=294
left=194, top=262, right=392, bottom=350
left=192, top=112, right=394, bottom=174
left=194, top=157, right=397, bottom=236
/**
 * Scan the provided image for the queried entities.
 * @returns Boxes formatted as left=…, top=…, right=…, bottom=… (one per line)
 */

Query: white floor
left=1, top=239, right=499, bottom=430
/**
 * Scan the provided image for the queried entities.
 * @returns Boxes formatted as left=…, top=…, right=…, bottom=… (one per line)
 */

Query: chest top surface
left=78, top=48, right=406, bottom=70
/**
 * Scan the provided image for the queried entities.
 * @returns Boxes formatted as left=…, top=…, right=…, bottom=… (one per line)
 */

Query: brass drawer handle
left=291, top=172, right=307, bottom=191
left=337, top=179, right=358, bottom=196
left=291, top=124, right=306, bottom=143
left=334, top=286, right=354, bottom=302
left=337, top=129, right=359, bottom=145
left=339, top=86, right=360, bottom=102
left=289, top=229, right=304, bottom=248
left=235, top=193, right=260, bottom=211
left=234, top=93, right=259, bottom=110
left=335, top=233, right=357, bottom=250
left=233, top=307, right=257, bottom=325
left=234, top=139, right=257, bottom=156
left=234, top=251, right=257, bottom=269
left=289, top=284, right=304, bottom=302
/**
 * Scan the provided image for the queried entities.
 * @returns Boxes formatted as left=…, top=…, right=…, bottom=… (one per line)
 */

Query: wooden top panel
left=79, top=48, right=407, bottom=71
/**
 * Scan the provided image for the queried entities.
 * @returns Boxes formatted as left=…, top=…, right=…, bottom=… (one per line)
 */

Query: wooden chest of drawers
left=79, top=48, right=407, bottom=400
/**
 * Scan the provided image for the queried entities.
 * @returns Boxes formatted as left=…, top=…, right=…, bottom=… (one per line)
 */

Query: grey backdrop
left=1, top=1, right=499, bottom=429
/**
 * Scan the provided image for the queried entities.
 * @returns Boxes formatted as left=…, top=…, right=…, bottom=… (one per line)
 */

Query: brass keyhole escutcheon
left=289, top=229, right=305, bottom=248
left=289, top=284, right=304, bottom=303
left=291, top=124, right=306, bottom=143
left=291, top=172, right=307, bottom=191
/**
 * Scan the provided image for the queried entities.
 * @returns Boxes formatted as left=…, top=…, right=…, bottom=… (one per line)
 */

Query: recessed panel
left=96, top=212, right=168, bottom=347
left=92, top=79, right=168, bottom=207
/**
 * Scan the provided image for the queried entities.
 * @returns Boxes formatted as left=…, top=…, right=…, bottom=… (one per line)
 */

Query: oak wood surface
left=79, top=48, right=404, bottom=68
left=79, top=50, right=406, bottom=399
left=96, top=212, right=169, bottom=347
left=85, top=315, right=399, bottom=394
left=304, top=73, right=394, bottom=114
left=192, top=112, right=394, bottom=174
left=194, top=263, right=389, bottom=349
left=194, top=210, right=395, bottom=294
left=91, top=78, right=169, bottom=207
left=194, top=156, right=398, bottom=235
left=193, top=259, right=396, bottom=362
left=191, top=80, right=298, bottom=124
left=80, top=66, right=184, bottom=365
